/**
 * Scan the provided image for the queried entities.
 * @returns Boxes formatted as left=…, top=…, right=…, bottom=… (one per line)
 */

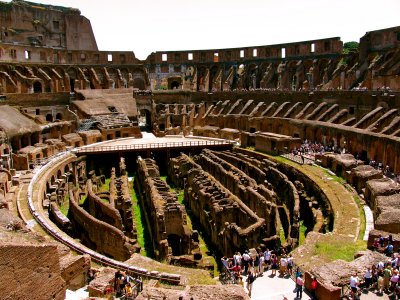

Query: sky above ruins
left=6, top=0, right=400, bottom=59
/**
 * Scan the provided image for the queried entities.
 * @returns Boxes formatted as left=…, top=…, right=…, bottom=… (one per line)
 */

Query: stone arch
left=169, top=79, right=181, bottom=90
left=197, top=66, right=207, bottom=91
left=120, top=68, right=130, bottom=88
left=46, top=113, right=53, bottom=122
left=107, top=68, right=119, bottom=88
left=139, top=109, right=152, bottom=129
left=385, top=143, right=396, bottom=173
left=133, top=78, right=145, bottom=90
left=55, top=113, right=63, bottom=120
left=167, top=234, right=182, bottom=256
left=208, top=65, right=219, bottom=92
left=33, top=81, right=42, bottom=93
left=21, top=134, right=30, bottom=148
left=57, top=169, right=62, bottom=179
left=246, top=63, right=259, bottom=89
left=131, top=68, right=147, bottom=90
left=67, top=67, right=78, bottom=92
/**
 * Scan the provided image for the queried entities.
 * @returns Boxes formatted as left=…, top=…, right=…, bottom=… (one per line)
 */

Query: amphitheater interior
left=0, top=1, right=399, bottom=299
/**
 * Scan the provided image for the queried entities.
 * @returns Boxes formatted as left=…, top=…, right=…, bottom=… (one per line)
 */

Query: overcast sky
left=6, top=0, right=400, bottom=59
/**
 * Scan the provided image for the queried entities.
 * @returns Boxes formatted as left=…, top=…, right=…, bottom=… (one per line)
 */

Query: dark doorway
left=133, top=78, right=145, bottom=90
left=33, top=81, right=42, bottom=93
left=70, top=78, right=75, bottom=92
left=167, top=234, right=182, bottom=256
left=170, top=81, right=180, bottom=90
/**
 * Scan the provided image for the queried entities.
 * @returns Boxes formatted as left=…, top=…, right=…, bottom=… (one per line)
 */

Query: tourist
left=271, top=253, right=278, bottom=276
left=310, top=276, right=318, bottom=299
left=123, top=282, right=133, bottom=299
left=221, top=256, right=229, bottom=269
left=280, top=255, right=288, bottom=276
left=231, top=263, right=242, bottom=283
left=264, top=248, right=271, bottom=270
left=242, top=250, right=251, bottom=274
left=287, top=254, right=294, bottom=276
left=364, top=267, right=372, bottom=290
left=385, top=243, right=394, bottom=256
left=253, top=252, right=260, bottom=277
left=246, top=270, right=255, bottom=297
left=384, top=265, right=392, bottom=291
left=349, top=272, right=359, bottom=295
left=295, top=273, right=304, bottom=299
left=390, top=269, right=399, bottom=291
left=377, top=274, right=384, bottom=294
left=233, top=251, right=242, bottom=267
left=258, top=250, right=265, bottom=276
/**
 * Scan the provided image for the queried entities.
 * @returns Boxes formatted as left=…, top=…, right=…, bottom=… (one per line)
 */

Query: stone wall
left=136, top=157, right=195, bottom=260
left=68, top=189, right=139, bottom=261
left=86, top=179, right=123, bottom=230
left=169, top=153, right=267, bottom=256
left=0, top=243, right=66, bottom=300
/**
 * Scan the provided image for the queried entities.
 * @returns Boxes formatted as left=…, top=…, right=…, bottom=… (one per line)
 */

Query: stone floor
left=243, top=269, right=392, bottom=300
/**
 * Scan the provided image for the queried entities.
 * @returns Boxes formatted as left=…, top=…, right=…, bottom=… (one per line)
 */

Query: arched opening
left=56, top=113, right=63, bottom=120
left=69, top=78, right=75, bottom=91
left=167, top=234, right=182, bottom=256
left=57, top=169, right=62, bottom=178
left=33, top=81, right=42, bottom=93
left=170, top=81, right=180, bottom=90
left=133, top=78, right=145, bottom=90
left=21, top=134, right=30, bottom=148
left=46, top=114, right=53, bottom=122
left=139, top=109, right=152, bottom=131
left=68, top=68, right=77, bottom=92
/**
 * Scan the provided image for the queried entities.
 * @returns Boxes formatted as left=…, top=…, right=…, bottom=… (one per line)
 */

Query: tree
left=343, top=41, right=359, bottom=54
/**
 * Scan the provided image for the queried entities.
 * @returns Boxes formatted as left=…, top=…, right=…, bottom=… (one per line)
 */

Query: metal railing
left=74, top=139, right=234, bottom=153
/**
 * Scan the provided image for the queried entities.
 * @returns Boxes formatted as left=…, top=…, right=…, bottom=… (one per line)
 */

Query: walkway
left=73, top=135, right=234, bottom=154
left=243, top=269, right=390, bottom=300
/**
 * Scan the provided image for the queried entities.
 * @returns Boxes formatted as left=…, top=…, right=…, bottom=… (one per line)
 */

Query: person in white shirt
left=264, top=249, right=271, bottom=270
left=280, top=255, right=288, bottom=276
left=364, top=268, right=372, bottom=289
left=349, top=273, right=359, bottom=294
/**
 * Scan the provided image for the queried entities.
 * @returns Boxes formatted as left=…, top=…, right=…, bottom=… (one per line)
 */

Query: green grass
left=80, top=195, right=87, bottom=205
left=59, top=194, right=69, bottom=216
left=353, top=195, right=366, bottom=241
left=98, top=178, right=111, bottom=193
left=313, top=239, right=367, bottom=261
left=279, top=226, right=286, bottom=244
left=130, top=177, right=153, bottom=257
left=177, top=190, right=184, bottom=204
left=299, top=220, right=307, bottom=245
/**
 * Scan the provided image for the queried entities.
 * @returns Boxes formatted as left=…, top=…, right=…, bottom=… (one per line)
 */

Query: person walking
left=246, top=271, right=255, bottom=297
left=296, top=273, right=304, bottom=299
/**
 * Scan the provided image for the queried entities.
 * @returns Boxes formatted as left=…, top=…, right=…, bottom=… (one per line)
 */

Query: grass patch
left=130, top=177, right=153, bottom=257
left=177, top=190, right=184, bottom=205
left=279, top=226, right=286, bottom=244
left=59, top=194, right=69, bottom=216
left=313, top=239, right=367, bottom=261
left=79, top=195, right=87, bottom=205
left=353, top=195, right=366, bottom=240
left=299, top=220, right=307, bottom=245
left=98, top=178, right=111, bottom=193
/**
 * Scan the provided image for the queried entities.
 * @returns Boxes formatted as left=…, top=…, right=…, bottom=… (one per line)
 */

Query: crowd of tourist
left=346, top=236, right=400, bottom=299
left=102, top=270, right=143, bottom=299
left=221, top=247, right=314, bottom=298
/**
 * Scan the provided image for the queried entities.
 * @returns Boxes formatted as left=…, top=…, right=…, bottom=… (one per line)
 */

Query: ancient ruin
left=0, top=0, right=399, bottom=299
